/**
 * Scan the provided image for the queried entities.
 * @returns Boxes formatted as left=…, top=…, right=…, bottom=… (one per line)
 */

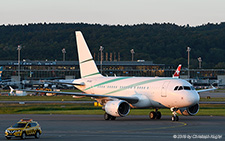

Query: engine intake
left=177, top=104, right=199, bottom=116
left=105, top=100, right=130, bottom=117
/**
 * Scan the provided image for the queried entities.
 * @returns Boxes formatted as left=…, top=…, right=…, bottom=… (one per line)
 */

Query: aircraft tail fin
left=0, top=66, right=3, bottom=81
left=173, top=64, right=182, bottom=78
left=75, top=31, right=103, bottom=78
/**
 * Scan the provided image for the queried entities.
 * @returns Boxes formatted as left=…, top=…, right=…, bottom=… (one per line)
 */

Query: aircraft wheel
left=149, top=111, right=156, bottom=119
left=110, top=116, right=116, bottom=120
left=156, top=111, right=161, bottom=119
left=104, top=113, right=110, bottom=120
left=176, top=115, right=179, bottom=121
left=172, top=115, right=179, bottom=121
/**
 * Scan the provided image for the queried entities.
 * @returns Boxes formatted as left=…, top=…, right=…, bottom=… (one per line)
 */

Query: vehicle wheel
left=110, top=116, right=116, bottom=120
left=104, top=113, right=110, bottom=120
left=156, top=111, right=161, bottom=119
left=5, top=136, right=11, bottom=140
left=149, top=111, right=156, bottom=119
left=21, top=132, right=26, bottom=139
left=35, top=131, right=40, bottom=139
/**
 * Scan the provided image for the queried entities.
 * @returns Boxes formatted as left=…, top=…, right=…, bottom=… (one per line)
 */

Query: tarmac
left=0, top=114, right=224, bottom=140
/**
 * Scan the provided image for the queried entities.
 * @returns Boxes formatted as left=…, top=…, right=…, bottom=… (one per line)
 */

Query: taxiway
left=0, top=114, right=224, bottom=140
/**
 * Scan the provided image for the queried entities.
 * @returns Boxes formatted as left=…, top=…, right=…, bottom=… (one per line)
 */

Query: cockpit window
left=178, top=86, right=183, bottom=90
left=184, top=86, right=191, bottom=90
left=174, top=86, right=179, bottom=90
left=174, top=86, right=194, bottom=91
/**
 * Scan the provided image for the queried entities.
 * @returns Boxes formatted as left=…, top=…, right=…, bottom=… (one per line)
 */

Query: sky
left=0, top=0, right=225, bottom=26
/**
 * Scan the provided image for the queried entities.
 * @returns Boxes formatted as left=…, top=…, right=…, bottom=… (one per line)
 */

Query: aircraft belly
left=132, top=94, right=152, bottom=108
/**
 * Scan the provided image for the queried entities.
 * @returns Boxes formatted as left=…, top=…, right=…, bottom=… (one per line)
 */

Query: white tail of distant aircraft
left=19, top=31, right=217, bottom=121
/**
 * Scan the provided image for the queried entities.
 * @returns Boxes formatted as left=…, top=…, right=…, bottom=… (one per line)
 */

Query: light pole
left=62, top=48, right=66, bottom=61
left=130, top=49, right=135, bottom=61
left=17, top=45, right=22, bottom=89
left=99, top=46, right=104, bottom=74
left=187, top=47, right=191, bottom=79
left=198, top=57, right=202, bottom=69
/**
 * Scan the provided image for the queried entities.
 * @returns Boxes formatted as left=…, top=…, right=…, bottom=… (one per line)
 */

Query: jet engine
left=105, top=100, right=130, bottom=117
left=177, top=104, right=199, bottom=116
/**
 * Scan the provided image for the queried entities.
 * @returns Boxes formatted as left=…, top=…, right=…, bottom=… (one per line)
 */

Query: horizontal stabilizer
left=45, top=80, right=85, bottom=86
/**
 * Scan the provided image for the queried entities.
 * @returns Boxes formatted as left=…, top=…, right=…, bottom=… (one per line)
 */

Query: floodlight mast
left=17, top=45, right=22, bottom=89
left=130, top=49, right=135, bottom=61
left=187, top=47, right=191, bottom=79
left=62, top=48, right=66, bottom=61
left=99, top=46, right=104, bottom=74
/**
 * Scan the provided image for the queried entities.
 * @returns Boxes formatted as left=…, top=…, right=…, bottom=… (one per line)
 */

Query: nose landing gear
left=171, top=107, right=179, bottom=121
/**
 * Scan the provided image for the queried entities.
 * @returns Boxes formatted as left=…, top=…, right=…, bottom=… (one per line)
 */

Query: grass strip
left=0, top=103, right=225, bottom=116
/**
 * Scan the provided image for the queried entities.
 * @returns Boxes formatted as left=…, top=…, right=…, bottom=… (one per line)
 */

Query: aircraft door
left=161, top=81, right=170, bottom=97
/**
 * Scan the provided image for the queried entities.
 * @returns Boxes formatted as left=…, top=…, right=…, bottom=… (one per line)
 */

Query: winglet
left=173, top=64, right=182, bottom=78
left=9, top=86, right=14, bottom=95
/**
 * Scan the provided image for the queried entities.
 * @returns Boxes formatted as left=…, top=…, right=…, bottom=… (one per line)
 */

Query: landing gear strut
left=104, top=113, right=116, bottom=120
left=171, top=107, right=179, bottom=121
left=149, top=109, right=161, bottom=120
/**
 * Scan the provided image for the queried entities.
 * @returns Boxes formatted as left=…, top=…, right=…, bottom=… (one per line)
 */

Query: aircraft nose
left=189, top=91, right=200, bottom=105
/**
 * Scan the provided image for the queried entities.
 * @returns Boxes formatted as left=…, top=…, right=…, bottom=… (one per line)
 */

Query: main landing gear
left=149, top=109, right=161, bottom=120
left=104, top=113, right=116, bottom=120
left=171, top=107, right=179, bottom=121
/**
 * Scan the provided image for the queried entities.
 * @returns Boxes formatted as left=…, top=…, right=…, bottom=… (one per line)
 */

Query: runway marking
left=93, top=121, right=188, bottom=133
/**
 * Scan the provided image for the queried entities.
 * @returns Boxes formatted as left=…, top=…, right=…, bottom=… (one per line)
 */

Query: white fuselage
left=74, top=76, right=200, bottom=109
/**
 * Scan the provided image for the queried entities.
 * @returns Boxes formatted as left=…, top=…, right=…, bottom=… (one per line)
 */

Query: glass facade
left=0, top=60, right=224, bottom=80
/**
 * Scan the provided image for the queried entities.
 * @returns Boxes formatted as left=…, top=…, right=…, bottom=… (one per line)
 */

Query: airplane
left=0, top=67, right=21, bottom=89
left=15, top=31, right=216, bottom=121
left=9, top=86, right=27, bottom=96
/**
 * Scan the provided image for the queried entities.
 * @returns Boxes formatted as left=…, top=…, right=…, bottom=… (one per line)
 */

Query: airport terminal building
left=0, top=60, right=225, bottom=87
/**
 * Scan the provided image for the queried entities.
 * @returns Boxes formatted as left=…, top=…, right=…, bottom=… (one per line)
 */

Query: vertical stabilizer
left=75, top=31, right=103, bottom=78
left=0, top=66, right=3, bottom=81
left=173, top=64, right=182, bottom=78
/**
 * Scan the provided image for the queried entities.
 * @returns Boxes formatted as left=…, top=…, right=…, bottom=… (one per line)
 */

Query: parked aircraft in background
left=9, top=86, right=27, bottom=96
left=16, top=31, right=216, bottom=121
left=0, top=67, right=21, bottom=89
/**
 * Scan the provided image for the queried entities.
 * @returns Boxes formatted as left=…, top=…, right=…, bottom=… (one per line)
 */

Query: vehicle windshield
left=12, top=123, right=27, bottom=128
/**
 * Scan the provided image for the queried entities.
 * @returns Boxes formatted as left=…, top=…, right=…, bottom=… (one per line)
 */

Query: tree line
left=0, top=22, right=225, bottom=69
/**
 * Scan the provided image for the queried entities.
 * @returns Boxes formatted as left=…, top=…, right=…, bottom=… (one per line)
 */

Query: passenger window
left=174, top=86, right=179, bottom=90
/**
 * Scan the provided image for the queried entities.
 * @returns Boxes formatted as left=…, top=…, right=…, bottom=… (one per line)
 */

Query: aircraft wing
left=19, top=89, right=139, bottom=104
left=45, top=80, right=85, bottom=86
left=196, top=85, right=217, bottom=93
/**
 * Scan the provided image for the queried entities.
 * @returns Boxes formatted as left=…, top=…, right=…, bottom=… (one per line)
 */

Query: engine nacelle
left=177, top=104, right=199, bottom=116
left=105, top=100, right=130, bottom=117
